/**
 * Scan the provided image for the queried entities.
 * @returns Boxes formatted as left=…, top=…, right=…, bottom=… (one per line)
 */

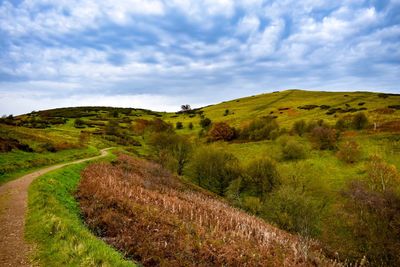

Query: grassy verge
left=25, top=157, right=135, bottom=267
left=0, top=146, right=99, bottom=185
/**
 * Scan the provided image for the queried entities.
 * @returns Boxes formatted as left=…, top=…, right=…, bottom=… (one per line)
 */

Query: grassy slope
left=164, top=89, right=400, bottom=129
left=25, top=159, right=134, bottom=267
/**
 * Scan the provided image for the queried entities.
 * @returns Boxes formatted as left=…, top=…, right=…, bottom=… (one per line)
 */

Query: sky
left=0, top=0, right=399, bottom=115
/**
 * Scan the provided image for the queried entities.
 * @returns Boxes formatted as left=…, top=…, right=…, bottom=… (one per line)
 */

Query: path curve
left=0, top=148, right=113, bottom=267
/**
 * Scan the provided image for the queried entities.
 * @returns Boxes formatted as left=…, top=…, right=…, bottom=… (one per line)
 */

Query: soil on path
left=0, top=148, right=112, bottom=267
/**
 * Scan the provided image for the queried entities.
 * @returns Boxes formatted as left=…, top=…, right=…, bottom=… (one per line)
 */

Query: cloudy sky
left=0, top=0, right=399, bottom=115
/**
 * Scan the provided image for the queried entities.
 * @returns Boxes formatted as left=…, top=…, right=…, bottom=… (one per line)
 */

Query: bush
left=336, top=140, right=361, bottom=163
left=263, top=186, right=323, bottom=237
left=365, top=155, right=400, bottom=192
left=292, top=120, right=307, bottom=136
left=188, top=122, right=193, bottom=130
left=189, top=145, right=240, bottom=195
left=341, top=180, right=400, bottom=265
left=240, top=116, right=279, bottom=141
left=310, top=126, right=338, bottom=150
left=176, top=121, right=183, bottom=129
left=149, top=132, right=191, bottom=175
left=208, top=122, right=236, bottom=141
left=352, top=112, right=369, bottom=130
left=199, top=117, right=211, bottom=129
left=282, top=140, right=306, bottom=160
left=244, top=157, right=281, bottom=198
left=74, top=118, right=85, bottom=128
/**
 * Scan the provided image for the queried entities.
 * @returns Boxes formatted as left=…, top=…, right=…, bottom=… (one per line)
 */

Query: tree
left=180, top=104, right=191, bottom=112
left=240, top=116, right=279, bottom=141
left=149, top=132, right=191, bottom=175
left=105, top=120, right=120, bottom=136
left=188, top=122, right=193, bottom=130
left=208, top=122, right=236, bottom=141
left=245, top=157, right=281, bottom=198
left=189, top=145, right=240, bottom=195
left=352, top=112, right=369, bottom=130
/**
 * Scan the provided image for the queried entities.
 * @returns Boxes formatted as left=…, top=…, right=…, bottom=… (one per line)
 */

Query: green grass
left=162, top=89, right=400, bottom=129
left=25, top=159, right=135, bottom=267
left=0, top=146, right=99, bottom=185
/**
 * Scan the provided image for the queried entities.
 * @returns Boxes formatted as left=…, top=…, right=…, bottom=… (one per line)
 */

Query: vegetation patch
left=77, top=154, right=333, bottom=266
left=25, top=161, right=133, bottom=267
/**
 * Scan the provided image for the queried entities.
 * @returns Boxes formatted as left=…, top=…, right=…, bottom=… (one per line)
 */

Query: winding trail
left=0, top=148, right=112, bottom=267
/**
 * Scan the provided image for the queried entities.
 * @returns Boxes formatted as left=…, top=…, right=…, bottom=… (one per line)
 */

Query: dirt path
left=0, top=148, right=112, bottom=267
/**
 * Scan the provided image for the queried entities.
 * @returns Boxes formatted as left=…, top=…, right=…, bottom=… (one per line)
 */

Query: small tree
left=180, top=104, right=191, bottom=112
left=336, top=140, right=361, bottom=164
left=352, top=112, right=369, bottom=130
left=245, top=157, right=281, bottom=198
left=208, top=122, right=236, bottom=141
left=189, top=145, right=240, bottom=195
left=188, top=122, right=193, bottom=130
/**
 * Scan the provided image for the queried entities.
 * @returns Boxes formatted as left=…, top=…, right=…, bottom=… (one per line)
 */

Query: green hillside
left=1, top=89, right=400, bottom=265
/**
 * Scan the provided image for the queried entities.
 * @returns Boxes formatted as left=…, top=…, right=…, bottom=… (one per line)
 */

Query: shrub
left=282, top=140, right=306, bottom=160
left=263, top=186, right=324, bottom=237
left=188, top=122, right=193, bottom=130
left=341, top=180, right=400, bottom=265
left=149, top=132, right=191, bottom=175
left=176, top=121, right=183, bottom=129
left=292, top=120, right=306, bottom=136
left=352, top=112, right=369, bottom=130
left=240, top=116, right=279, bottom=141
left=208, top=122, right=236, bottom=141
left=336, top=140, right=361, bottom=163
left=74, top=118, right=85, bottom=128
left=310, top=126, right=338, bottom=150
left=105, top=120, right=120, bottom=136
left=365, top=155, right=400, bottom=192
left=189, top=145, right=240, bottom=195
left=244, top=157, right=281, bottom=198
left=199, top=117, right=211, bottom=129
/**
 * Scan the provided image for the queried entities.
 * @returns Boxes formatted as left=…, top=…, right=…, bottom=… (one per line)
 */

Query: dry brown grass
left=77, top=154, right=337, bottom=266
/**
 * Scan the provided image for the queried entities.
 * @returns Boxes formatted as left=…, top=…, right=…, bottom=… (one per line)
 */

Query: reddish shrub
left=208, top=122, right=236, bottom=141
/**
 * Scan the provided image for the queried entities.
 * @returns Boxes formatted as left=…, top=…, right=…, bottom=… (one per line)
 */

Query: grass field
left=25, top=157, right=135, bottom=267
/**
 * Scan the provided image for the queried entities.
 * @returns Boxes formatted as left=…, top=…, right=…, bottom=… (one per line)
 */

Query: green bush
left=263, top=186, right=323, bottom=237
left=240, top=116, right=279, bottom=141
left=176, top=121, right=183, bottom=129
left=352, top=112, right=369, bottom=130
left=188, top=145, right=240, bottom=195
left=292, top=120, right=306, bottom=136
left=149, top=132, right=191, bottom=175
left=244, top=157, right=281, bottom=198
left=281, top=140, right=306, bottom=160
left=199, top=117, right=211, bottom=129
